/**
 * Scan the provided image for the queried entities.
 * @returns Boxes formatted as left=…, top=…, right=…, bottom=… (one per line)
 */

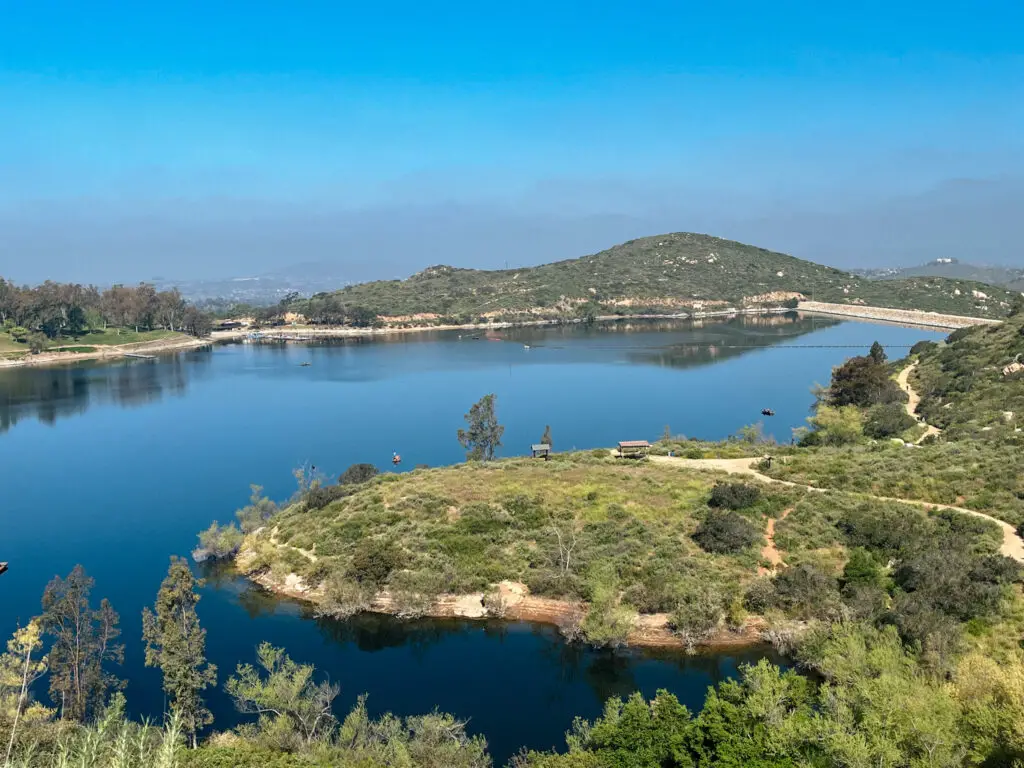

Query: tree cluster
left=827, top=341, right=904, bottom=408
left=248, top=292, right=379, bottom=328
left=0, top=277, right=213, bottom=340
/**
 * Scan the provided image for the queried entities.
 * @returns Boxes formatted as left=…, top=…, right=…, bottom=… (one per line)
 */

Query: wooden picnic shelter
left=617, top=440, right=650, bottom=459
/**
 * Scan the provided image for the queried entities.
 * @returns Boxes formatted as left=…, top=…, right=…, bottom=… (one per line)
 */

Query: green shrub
left=708, top=482, right=762, bottom=510
left=27, top=332, right=49, bottom=353
left=864, top=403, right=916, bottom=439
left=339, top=463, right=379, bottom=485
left=769, top=564, right=841, bottom=620
left=195, top=522, right=244, bottom=561
left=320, top=575, right=373, bottom=619
left=669, top=583, right=726, bottom=648
left=347, top=538, right=404, bottom=586
left=692, top=510, right=760, bottom=554
left=742, top=577, right=775, bottom=613
left=304, top=484, right=348, bottom=511
left=581, top=566, right=636, bottom=648
left=800, top=406, right=864, bottom=446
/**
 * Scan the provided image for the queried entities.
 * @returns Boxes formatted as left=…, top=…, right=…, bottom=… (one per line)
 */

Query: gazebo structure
left=617, top=440, right=651, bottom=459
left=531, top=443, right=552, bottom=460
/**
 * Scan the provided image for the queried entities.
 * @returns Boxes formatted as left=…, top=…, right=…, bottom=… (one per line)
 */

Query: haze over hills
left=150, top=263, right=352, bottom=307
left=853, top=259, right=1024, bottom=291
left=320, top=232, right=1018, bottom=319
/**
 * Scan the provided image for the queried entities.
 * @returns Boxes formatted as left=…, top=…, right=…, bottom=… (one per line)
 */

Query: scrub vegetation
left=306, top=232, right=1016, bottom=321
left=10, top=317, right=1024, bottom=766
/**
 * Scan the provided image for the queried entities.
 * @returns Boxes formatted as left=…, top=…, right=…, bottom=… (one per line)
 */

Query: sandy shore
left=0, top=335, right=212, bottom=369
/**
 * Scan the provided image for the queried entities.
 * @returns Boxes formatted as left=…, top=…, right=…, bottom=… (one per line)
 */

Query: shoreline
left=0, top=334, right=211, bottom=369
left=797, top=300, right=997, bottom=330
left=2, top=300, right=993, bottom=370
left=209, top=306, right=792, bottom=343
left=242, top=563, right=769, bottom=652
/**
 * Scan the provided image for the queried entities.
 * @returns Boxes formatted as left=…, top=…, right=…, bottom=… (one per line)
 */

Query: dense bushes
left=347, top=538, right=405, bottom=586
left=304, top=484, right=349, bottom=511
left=707, top=482, right=761, bottom=509
left=691, top=510, right=760, bottom=554
left=768, top=564, right=841, bottom=620
left=194, top=522, right=244, bottom=562
left=864, top=402, right=916, bottom=438
left=339, top=463, right=379, bottom=485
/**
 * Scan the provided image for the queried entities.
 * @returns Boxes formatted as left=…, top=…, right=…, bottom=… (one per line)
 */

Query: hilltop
left=322, top=233, right=1018, bottom=321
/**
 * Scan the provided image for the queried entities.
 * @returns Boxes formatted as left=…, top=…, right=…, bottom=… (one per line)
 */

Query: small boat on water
left=523, top=345, right=531, bottom=350
left=299, top=362, right=311, bottom=367
left=0, top=562, right=8, bottom=576
left=761, top=408, right=775, bottom=417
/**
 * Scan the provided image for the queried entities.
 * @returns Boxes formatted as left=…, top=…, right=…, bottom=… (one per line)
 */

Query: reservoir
left=0, top=314, right=943, bottom=761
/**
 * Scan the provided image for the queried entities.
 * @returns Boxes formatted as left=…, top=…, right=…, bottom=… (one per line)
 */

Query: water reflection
left=0, top=317, right=836, bottom=434
left=0, top=349, right=213, bottom=433
left=630, top=313, right=840, bottom=369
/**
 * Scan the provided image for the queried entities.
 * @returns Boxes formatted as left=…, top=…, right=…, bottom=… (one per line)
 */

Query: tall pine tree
left=142, top=557, right=217, bottom=747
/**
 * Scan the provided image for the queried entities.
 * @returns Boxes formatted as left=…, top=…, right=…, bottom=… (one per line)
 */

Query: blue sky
left=1, top=1, right=1022, bottom=282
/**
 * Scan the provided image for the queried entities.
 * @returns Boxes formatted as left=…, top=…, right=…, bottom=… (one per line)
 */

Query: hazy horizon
left=2, top=2, right=1022, bottom=285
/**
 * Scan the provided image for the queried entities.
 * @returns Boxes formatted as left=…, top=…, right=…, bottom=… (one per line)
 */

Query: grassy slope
left=0, top=327, right=185, bottom=355
left=243, top=453, right=999, bottom=618
left=765, top=317, right=1024, bottom=523
left=765, top=441, right=1024, bottom=526
left=327, top=232, right=1018, bottom=318
left=0, top=333, right=21, bottom=354
left=911, top=315, right=1024, bottom=440
left=58, top=328, right=184, bottom=346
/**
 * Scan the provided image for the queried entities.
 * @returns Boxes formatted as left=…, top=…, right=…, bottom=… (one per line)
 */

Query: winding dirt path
left=759, top=508, right=791, bottom=575
left=646, top=455, right=1024, bottom=562
left=897, top=362, right=942, bottom=444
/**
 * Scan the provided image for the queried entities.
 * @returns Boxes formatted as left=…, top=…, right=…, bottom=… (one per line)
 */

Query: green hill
left=323, top=233, right=1018, bottom=320
left=911, top=312, right=1024, bottom=441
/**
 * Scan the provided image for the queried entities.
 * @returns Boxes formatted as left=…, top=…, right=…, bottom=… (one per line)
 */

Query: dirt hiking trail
left=759, top=508, right=792, bottom=575
left=897, top=362, right=942, bottom=444
left=646, top=455, right=1024, bottom=562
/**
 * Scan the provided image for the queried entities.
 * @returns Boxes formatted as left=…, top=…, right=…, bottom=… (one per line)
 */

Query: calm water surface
left=0, top=315, right=942, bottom=761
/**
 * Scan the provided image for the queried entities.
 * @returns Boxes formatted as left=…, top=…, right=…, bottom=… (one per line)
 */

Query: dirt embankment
left=798, top=301, right=998, bottom=330
left=240, top=563, right=767, bottom=651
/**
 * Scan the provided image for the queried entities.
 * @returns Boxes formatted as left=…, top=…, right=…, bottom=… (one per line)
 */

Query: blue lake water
left=0, top=314, right=943, bottom=761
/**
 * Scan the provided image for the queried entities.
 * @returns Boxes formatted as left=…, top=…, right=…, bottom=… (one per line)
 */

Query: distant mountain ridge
left=323, top=232, right=1018, bottom=320
left=852, top=258, right=1024, bottom=291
